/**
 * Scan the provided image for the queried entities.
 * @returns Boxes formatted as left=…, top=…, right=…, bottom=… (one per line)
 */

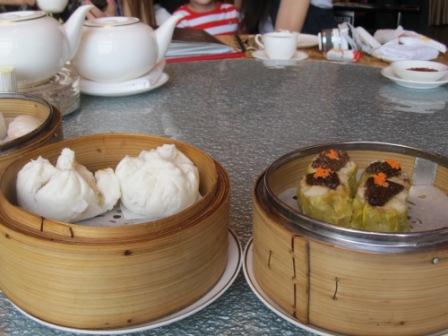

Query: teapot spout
left=155, top=12, right=185, bottom=63
left=63, top=4, right=93, bottom=62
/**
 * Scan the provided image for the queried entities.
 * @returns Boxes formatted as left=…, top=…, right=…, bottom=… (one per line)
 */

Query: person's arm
left=84, top=0, right=116, bottom=19
left=0, top=0, right=35, bottom=5
left=275, top=0, right=310, bottom=32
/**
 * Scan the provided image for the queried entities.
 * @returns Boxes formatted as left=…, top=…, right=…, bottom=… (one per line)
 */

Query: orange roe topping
left=386, top=159, right=401, bottom=170
left=373, top=172, right=389, bottom=187
left=325, top=149, right=340, bottom=160
left=314, top=167, right=331, bottom=178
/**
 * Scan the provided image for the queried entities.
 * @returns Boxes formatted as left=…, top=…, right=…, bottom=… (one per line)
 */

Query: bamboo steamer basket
left=0, top=93, right=62, bottom=171
left=253, top=142, right=448, bottom=336
left=0, top=133, right=229, bottom=329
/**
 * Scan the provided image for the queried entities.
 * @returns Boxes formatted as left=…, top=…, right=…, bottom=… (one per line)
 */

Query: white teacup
left=37, top=0, right=69, bottom=13
left=255, top=31, right=298, bottom=60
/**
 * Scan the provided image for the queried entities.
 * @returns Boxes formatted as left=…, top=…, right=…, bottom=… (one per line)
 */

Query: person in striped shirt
left=174, top=0, right=240, bottom=36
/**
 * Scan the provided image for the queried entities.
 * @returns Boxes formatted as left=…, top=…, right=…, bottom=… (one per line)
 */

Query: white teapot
left=0, top=5, right=92, bottom=86
left=73, top=13, right=184, bottom=83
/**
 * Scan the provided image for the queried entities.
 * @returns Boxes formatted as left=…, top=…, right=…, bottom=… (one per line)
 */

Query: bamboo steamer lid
left=252, top=142, right=448, bottom=336
left=0, top=133, right=230, bottom=329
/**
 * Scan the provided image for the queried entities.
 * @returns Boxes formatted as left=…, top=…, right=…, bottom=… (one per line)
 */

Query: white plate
left=243, top=238, right=448, bottom=336
left=298, top=33, right=319, bottom=48
left=80, top=72, right=169, bottom=97
left=252, top=50, right=308, bottom=62
left=10, top=229, right=242, bottom=335
left=381, top=66, right=448, bottom=89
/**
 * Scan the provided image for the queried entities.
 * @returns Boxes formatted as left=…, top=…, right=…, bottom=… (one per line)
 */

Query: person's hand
left=83, top=0, right=115, bottom=19
left=0, top=0, right=36, bottom=5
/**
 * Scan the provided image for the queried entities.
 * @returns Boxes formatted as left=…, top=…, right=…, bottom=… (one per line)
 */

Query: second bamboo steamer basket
left=253, top=142, right=448, bottom=336
left=0, top=93, right=62, bottom=171
left=0, top=133, right=229, bottom=329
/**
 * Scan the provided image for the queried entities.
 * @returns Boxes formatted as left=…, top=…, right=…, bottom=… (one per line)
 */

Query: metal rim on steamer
left=0, top=93, right=55, bottom=153
left=260, top=142, right=448, bottom=253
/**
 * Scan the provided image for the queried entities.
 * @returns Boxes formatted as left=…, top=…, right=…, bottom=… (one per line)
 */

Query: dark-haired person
left=0, top=0, right=34, bottom=12
left=240, top=0, right=336, bottom=35
left=83, top=0, right=117, bottom=19
left=0, top=0, right=118, bottom=20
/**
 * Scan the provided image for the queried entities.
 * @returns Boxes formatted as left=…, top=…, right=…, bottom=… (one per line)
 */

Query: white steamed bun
left=16, top=148, right=121, bottom=222
left=7, top=115, right=41, bottom=139
left=115, top=144, right=200, bottom=219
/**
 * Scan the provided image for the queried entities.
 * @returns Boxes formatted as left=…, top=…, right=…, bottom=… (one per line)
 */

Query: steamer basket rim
left=258, top=141, right=448, bottom=253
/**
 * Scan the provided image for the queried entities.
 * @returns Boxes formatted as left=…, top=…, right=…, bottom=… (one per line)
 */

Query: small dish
left=381, top=66, right=448, bottom=89
left=10, top=229, right=242, bottom=335
left=252, top=50, right=308, bottom=62
left=297, top=33, right=319, bottom=48
left=391, top=60, right=448, bottom=82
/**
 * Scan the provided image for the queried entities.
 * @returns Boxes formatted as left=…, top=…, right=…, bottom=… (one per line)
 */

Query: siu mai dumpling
left=16, top=148, right=121, bottom=222
left=297, top=167, right=353, bottom=227
left=351, top=171, right=409, bottom=232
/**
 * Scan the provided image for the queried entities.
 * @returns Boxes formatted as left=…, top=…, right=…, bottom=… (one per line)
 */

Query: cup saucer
left=80, top=62, right=169, bottom=97
left=381, top=65, right=448, bottom=89
left=252, top=50, right=308, bottom=62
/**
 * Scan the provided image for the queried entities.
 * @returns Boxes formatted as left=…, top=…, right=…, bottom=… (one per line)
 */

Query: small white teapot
left=0, top=5, right=93, bottom=86
left=73, top=13, right=184, bottom=83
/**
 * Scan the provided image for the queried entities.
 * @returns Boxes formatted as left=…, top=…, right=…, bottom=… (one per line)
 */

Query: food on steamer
left=0, top=112, right=42, bottom=143
left=351, top=160, right=410, bottom=232
left=297, top=150, right=411, bottom=232
left=16, top=148, right=121, bottom=222
left=116, top=144, right=200, bottom=219
left=16, top=144, right=201, bottom=224
left=297, top=149, right=356, bottom=227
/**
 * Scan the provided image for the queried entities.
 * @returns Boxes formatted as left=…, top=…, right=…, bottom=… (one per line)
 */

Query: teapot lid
left=0, top=10, right=45, bottom=23
left=84, top=16, right=139, bottom=28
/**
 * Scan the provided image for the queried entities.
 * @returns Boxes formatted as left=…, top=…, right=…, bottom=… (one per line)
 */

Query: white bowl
left=391, top=61, right=448, bottom=82
left=37, top=0, right=69, bottom=13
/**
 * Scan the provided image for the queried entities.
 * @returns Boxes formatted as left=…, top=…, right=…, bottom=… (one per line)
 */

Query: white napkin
left=354, top=26, right=381, bottom=54
left=400, top=36, right=447, bottom=53
left=373, top=26, right=407, bottom=44
left=370, top=26, right=445, bottom=61
left=374, top=41, right=439, bottom=61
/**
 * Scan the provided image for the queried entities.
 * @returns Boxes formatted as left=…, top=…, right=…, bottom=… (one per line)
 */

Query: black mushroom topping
left=311, top=149, right=349, bottom=172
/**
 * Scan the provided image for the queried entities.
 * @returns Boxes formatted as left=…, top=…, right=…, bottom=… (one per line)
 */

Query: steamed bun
left=115, top=144, right=200, bottom=219
left=16, top=148, right=121, bottom=222
left=7, top=115, right=41, bottom=139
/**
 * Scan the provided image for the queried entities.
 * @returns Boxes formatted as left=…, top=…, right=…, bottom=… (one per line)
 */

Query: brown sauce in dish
left=407, top=67, right=438, bottom=72
left=311, top=149, right=349, bottom=171
left=366, top=161, right=401, bottom=178
left=306, top=171, right=340, bottom=190
left=364, top=177, right=404, bottom=206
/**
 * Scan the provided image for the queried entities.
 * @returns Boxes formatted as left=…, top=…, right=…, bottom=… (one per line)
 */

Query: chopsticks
left=235, top=35, right=246, bottom=52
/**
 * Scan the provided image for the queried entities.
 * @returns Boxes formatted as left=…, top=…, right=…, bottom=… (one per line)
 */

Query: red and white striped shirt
left=174, top=3, right=239, bottom=36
